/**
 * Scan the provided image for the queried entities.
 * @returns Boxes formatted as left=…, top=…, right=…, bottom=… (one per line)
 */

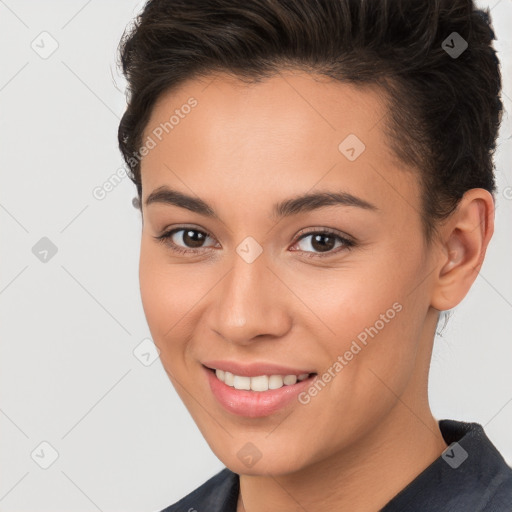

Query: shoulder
left=382, top=419, right=512, bottom=511
left=441, top=419, right=512, bottom=507
left=158, top=467, right=239, bottom=512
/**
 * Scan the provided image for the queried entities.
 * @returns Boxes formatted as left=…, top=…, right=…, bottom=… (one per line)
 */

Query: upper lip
left=202, top=360, right=315, bottom=377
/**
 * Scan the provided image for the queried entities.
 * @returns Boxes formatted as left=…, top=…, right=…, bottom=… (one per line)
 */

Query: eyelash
left=153, top=226, right=355, bottom=259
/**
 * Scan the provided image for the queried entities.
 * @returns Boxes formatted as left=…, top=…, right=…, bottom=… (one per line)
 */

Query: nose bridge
left=223, top=249, right=271, bottom=324
left=208, top=246, right=291, bottom=343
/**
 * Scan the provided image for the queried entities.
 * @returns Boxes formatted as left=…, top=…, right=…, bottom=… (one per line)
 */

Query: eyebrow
left=144, top=185, right=378, bottom=220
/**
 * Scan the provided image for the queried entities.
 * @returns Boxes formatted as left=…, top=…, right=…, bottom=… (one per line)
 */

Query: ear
left=430, top=188, right=495, bottom=311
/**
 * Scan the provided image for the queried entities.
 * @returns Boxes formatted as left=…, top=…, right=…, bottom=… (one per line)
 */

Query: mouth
left=205, top=366, right=316, bottom=392
left=202, top=364, right=318, bottom=417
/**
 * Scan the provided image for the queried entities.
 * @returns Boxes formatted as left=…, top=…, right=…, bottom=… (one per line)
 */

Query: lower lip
left=204, top=366, right=316, bottom=418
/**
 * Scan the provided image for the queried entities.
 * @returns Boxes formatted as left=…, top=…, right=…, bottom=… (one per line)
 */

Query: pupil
left=184, top=230, right=205, bottom=248
left=312, top=234, right=334, bottom=252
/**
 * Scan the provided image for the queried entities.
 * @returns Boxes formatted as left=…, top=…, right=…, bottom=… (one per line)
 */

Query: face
left=138, top=70, right=439, bottom=475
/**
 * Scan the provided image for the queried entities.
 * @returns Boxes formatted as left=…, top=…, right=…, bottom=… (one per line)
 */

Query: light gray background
left=0, top=1, right=511, bottom=511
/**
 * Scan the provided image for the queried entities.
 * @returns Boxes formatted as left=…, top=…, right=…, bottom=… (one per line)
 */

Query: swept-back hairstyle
left=117, top=0, right=502, bottom=240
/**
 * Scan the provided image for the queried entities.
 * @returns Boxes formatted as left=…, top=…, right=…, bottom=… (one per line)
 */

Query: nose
left=205, top=250, right=292, bottom=346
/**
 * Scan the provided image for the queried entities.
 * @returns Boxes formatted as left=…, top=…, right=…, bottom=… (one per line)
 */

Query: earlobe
left=431, top=189, right=494, bottom=311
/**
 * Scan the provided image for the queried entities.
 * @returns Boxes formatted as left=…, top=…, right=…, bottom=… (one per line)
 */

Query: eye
left=153, top=227, right=218, bottom=255
left=154, top=226, right=355, bottom=258
left=290, top=228, right=355, bottom=258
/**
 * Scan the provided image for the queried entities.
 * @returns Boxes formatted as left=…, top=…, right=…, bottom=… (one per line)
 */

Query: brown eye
left=176, top=229, right=208, bottom=248
left=291, top=229, right=355, bottom=257
left=154, top=227, right=218, bottom=254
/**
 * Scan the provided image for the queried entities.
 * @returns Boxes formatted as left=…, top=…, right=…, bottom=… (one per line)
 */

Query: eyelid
left=294, top=226, right=354, bottom=242
left=154, top=225, right=217, bottom=250
left=154, top=225, right=355, bottom=257
left=290, top=227, right=355, bottom=256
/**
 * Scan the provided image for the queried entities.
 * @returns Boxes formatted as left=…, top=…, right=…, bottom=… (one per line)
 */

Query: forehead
left=143, top=70, right=389, bottom=152
left=140, top=70, right=419, bottom=217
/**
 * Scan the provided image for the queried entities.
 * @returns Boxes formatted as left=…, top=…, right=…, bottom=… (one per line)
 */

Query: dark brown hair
left=117, top=0, right=502, bottom=240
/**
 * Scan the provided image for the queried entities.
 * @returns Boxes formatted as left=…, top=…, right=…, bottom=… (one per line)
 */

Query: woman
left=117, top=0, right=512, bottom=510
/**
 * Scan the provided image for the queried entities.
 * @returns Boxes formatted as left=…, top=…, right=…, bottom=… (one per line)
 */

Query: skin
left=137, top=70, right=494, bottom=512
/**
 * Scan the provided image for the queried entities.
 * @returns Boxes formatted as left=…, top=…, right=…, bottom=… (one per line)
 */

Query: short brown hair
left=117, top=0, right=502, bottom=240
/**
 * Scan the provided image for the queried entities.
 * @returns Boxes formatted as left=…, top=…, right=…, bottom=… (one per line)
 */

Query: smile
left=213, top=368, right=312, bottom=392
left=203, top=364, right=318, bottom=417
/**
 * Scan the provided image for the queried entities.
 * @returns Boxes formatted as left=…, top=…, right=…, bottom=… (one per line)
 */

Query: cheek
left=311, top=283, right=412, bottom=391
left=138, top=240, right=202, bottom=355
left=295, top=250, right=426, bottom=392
left=287, top=259, right=407, bottom=344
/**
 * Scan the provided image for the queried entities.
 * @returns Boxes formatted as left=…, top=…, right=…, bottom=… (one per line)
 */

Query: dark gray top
left=160, top=419, right=512, bottom=511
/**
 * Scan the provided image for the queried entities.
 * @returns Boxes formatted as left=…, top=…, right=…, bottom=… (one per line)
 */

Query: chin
left=217, top=446, right=309, bottom=477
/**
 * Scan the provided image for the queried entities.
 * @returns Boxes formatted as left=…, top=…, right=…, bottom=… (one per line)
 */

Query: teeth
left=233, top=375, right=251, bottom=390
left=224, top=371, right=234, bottom=386
left=214, top=369, right=311, bottom=391
left=283, top=375, right=297, bottom=385
left=250, top=375, right=268, bottom=392
left=269, top=375, right=283, bottom=389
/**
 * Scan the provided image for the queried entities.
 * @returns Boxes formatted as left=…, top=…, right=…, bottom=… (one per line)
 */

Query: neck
left=238, top=406, right=447, bottom=512
left=237, top=311, right=448, bottom=512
